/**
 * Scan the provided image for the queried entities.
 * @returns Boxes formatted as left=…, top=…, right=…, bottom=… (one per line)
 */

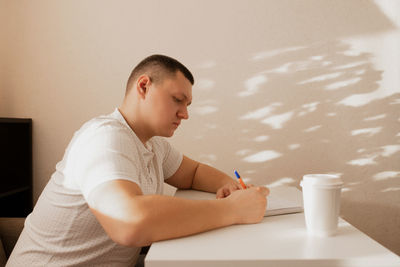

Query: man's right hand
left=226, top=186, right=270, bottom=224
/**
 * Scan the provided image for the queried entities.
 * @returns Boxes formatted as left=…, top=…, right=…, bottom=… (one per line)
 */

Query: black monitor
left=0, top=118, right=33, bottom=217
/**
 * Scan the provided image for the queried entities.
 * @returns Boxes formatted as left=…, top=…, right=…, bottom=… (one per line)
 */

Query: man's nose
left=178, top=106, right=189, bottom=120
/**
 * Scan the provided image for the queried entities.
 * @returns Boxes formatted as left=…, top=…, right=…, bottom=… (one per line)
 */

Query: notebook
left=174, top=186, right=303, bottom=217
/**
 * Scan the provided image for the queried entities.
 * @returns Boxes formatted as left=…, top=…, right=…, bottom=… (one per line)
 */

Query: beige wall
left=1, top=0, right=399, bottom=255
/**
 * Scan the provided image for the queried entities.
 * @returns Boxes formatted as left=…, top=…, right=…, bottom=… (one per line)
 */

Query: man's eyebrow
left=177, top=93, right=192, bottom=105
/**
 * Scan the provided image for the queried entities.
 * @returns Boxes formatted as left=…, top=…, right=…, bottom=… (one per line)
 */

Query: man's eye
left=173, top=97, right=183, bottom=103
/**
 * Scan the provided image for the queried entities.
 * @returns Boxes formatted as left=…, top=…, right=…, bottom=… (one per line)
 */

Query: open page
left=264, top=186, right=303, bottom=216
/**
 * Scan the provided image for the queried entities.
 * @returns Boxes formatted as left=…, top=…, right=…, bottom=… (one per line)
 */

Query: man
left=7, top=55, right=269, bottom=266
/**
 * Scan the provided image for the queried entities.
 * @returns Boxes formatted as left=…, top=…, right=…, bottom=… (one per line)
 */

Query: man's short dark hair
left=126, top=54, right=194, bottom=93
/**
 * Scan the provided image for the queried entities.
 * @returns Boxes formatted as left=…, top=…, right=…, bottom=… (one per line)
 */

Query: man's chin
left=157, top=129, right=175, bottom=138
left=167, top=129, right=176, bottom=137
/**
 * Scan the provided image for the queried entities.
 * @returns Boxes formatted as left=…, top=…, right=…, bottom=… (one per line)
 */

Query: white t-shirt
left=7, top=108, right=183, bottom=267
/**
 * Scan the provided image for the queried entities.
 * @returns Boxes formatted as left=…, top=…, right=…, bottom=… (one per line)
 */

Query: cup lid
left=302, top=174, right=343, bottom=187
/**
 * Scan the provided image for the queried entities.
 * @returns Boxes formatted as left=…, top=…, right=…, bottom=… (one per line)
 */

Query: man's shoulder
left=81, top=113, right=128, bottom=134
left=70, top=114, right=131, bottom=149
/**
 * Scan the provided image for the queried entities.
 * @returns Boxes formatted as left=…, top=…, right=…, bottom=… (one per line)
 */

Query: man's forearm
left=125, top=194, right=235, bottom=246
left=191, top=163, right=237, bottom=193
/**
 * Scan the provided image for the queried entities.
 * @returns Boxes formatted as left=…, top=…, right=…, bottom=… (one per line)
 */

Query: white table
left=145, top=191, right=400, bottom=267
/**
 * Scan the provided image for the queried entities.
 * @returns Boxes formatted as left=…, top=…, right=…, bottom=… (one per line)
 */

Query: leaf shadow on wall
left=187, top=40, right=399, bottom=190
left=166, top=0, right=399, bottom=254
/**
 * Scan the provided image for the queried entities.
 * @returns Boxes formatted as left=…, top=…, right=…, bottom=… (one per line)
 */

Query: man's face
left=144, top=71, right=192, bottom=137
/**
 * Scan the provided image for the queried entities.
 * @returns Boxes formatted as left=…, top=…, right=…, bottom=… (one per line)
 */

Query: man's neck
left=118, top=106, right=151, bottom=145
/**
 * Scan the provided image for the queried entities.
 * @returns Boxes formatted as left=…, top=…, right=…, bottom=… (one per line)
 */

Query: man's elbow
left=112, top=221, right=153, bottom=247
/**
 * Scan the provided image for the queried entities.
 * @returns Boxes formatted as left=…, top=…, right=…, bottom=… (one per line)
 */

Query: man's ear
left=136, top=75, right=151, bottom=99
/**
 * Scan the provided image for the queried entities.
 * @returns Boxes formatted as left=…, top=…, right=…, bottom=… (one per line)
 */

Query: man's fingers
left=216, top=187, right=233, bottom=199
left=216, top=188, right=225, bottom=199
left=256, top=186, right=270, bottom=196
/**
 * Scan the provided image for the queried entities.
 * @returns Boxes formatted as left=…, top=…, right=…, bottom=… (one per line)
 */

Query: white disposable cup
left=300, top=174, right=343, bottom=237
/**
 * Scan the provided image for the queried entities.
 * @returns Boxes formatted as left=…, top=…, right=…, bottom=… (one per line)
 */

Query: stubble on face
left=145, top=71, right=193, bottom=138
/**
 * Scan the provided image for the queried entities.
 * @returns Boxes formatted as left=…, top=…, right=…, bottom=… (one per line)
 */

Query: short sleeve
left=67, top=125, right=141, bottom=200
left=154, top=138, right=183, bottom=179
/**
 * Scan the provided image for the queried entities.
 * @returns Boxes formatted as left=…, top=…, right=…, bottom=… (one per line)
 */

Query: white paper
left=264, top=186, right=303, bottom=216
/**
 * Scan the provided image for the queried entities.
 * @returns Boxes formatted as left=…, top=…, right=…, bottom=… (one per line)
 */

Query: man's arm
left=165, top=155, right=241, bottom=197
left=88, top=179, right=268, bottom=247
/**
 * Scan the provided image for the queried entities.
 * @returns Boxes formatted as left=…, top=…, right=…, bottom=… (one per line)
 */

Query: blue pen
left=234, top=170, right=247, bottom=189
